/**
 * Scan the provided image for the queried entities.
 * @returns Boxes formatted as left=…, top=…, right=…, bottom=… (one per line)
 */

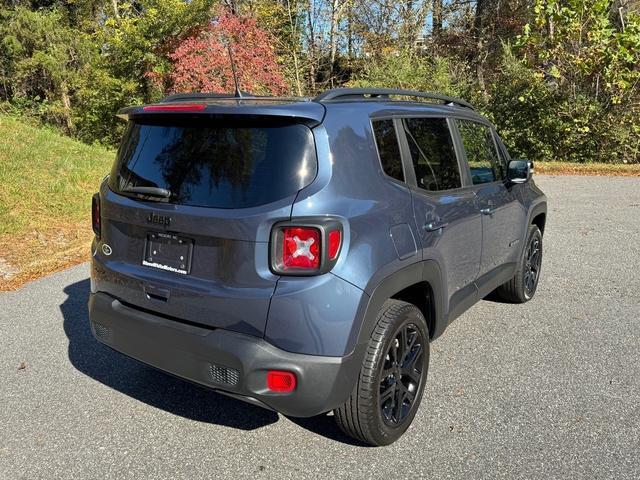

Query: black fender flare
left=527, top=200, right=547, bottom=234
left=326, top=260, right=447, bottom=412
left=349, top=259, right=447, bottom=356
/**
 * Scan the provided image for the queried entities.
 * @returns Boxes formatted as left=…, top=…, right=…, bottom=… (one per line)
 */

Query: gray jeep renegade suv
left=88, top=88, right=547, bottom=446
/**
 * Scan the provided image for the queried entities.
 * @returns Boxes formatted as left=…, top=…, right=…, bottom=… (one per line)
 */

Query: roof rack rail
left=313, top=88, right=474, bottom=110
left=160, top=92, right=254, bottom=103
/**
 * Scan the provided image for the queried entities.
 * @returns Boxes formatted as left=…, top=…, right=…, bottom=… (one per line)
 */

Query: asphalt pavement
left=1, top=175, right=639, bottom=479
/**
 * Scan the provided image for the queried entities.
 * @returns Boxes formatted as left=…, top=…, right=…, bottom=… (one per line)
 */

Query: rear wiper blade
left=122, top=186, right=171, bottom=198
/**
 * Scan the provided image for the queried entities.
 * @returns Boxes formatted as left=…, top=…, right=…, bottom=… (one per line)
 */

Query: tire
left=496, top=224, right=543, bottom=303
left=334, top=299, right=430, bottom=446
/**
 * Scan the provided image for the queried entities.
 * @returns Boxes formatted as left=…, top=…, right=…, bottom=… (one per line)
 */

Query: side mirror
left=507, top=159, right=533, bottom=184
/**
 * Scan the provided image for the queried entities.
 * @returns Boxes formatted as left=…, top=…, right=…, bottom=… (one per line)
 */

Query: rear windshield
left=110, top=120, right=317, bottom=209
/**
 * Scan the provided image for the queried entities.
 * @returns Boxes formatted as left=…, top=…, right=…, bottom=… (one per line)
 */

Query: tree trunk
left=60, top=82, right=74, bottom=133
left=111, top=0, right=120, bottom=18
left=474, top=0, right=490, bottom=97
left=433, top=0, right=442, bottom=38
left=347, top=3, right=353, bottom=61
left=329, top=0, right=340, bottom=87
left=286, top=0, right=304, bottom=96
left=306, top=1, right=317, bottom=93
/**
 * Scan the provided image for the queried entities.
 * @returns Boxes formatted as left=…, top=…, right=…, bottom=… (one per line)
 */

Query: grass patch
left=0, top=115, right=113, bottom=290
left=536, top=161, right=640, bottom=176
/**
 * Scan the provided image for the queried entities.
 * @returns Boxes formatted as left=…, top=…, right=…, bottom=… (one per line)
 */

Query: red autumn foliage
left=164, top=12, right=288, bottom=95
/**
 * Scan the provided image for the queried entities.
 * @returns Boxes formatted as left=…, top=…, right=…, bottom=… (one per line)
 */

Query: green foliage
left=85, top=0, right=216, bottom=142
left=100, top=0, right=216, bottom=99
left=349, top=51, right=473, bottom=99
left=486, top=46, right=587, bottom=162
left=0, top=7, right=95, bottom=131
left=519, top=0, right=640, bottom=105
left=247, top=0, right=306, bottom=94
left=73, top=68, right=141, bottom=145
left=498, top=0, right=640, bottom=163
left=490, top=46, right=640, bottom=163
left=0, top=1, right=217, bottom=145
left=0, top=0, right=638, bottom=163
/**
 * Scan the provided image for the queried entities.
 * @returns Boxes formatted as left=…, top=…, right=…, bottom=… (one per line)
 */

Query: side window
left=372, top=119, right=404, bottom=182
left=457, top=120, right=505, bottom=185
left=402, top=117, right=461, bottom=192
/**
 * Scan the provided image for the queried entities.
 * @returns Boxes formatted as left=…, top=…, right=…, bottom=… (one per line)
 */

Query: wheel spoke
left=403, top=366, right=422, bottom=384
left=400, top=330, right=418, bottom=365
left=403, top=343, right=423, bottom=370
left=390, top=340, right=399, bottom=365
left=394, top=386, right=406, bottom=421
left=380, top=384, right=395, bottom=404
left=399, top=327, right=408, bottom=360
left=406, top=331, right=418, bottom=356
left=404, top=385, right=416, bottom=403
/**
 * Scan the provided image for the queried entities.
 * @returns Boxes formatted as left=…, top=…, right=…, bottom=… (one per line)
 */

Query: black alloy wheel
left=379, top=323, right=425, bottom=426
left=334, top=300, right=430, bottom=446
left=495, top=224, right=543, bottom=303
left=524, top=234, right=542, bottom=298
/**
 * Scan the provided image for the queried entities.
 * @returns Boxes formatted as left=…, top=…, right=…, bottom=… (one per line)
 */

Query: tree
left=495, top=0, right=640, bottom=163
left=164, top=10, right=288, bottom=95
left=99, top=0, right=216, bottom=101
left=0, top=7, right=95, bottom=132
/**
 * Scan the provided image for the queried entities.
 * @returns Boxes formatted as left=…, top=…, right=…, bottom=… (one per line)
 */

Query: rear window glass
left=110, top=120, right=317, bottom=209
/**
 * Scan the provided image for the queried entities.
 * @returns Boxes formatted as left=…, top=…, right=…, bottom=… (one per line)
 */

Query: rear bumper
left=88, top=292, right=362, bottom=417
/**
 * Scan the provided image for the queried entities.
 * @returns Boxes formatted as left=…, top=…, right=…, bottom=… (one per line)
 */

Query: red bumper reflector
left=328, top=229, right=342, bottom=260
left=266, top=370, right=297, bottom=393
left=142, top=104, right=206, bottom=112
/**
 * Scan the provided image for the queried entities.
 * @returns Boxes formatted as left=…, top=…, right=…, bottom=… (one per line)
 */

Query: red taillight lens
left=328, top=230, right=342, bottom=260
left=270, top=220, right=343, bottom=276
left=142, top=103, right=206, bottom=112
left=282, top=227, right=320, bottom=270
left=91, top=194, right=101, bottom=238
left=266, top=370, right=297, bottom=393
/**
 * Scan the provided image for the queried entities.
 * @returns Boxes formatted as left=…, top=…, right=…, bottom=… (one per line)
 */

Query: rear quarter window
left=372, top=119, right=404, bottom=182
left=110, top=120, right=317, bottom=209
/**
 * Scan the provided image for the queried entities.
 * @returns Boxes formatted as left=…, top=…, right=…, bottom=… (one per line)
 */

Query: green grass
left=0, top=115, right=114, bottom=289
left=0, top=115, right=114, bottom=236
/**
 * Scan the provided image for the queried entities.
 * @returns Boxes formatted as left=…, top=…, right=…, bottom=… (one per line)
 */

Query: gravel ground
left=1, top=175, right=639, bottom=480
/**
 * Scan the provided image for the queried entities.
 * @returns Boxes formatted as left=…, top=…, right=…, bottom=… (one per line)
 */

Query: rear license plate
left=142, top=232, right=193, bottom=275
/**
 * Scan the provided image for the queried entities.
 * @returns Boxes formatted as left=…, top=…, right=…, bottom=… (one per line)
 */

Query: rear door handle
left=423, top=221, right=449, bottom=232
left=480, top=208, right=493, bottom=215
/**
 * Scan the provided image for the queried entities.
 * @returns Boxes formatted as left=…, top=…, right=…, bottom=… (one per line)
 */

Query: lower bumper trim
left=88, top=292, right=362, bottom=417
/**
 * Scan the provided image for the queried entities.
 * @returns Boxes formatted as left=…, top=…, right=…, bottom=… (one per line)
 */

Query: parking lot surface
left=1, top=175, right=639, bottom=479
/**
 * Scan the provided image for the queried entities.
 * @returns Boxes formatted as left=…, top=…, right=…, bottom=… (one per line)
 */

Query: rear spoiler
left=116, top=98, right=326, bottom=128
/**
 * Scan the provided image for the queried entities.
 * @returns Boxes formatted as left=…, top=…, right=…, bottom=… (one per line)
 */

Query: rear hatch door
left=96, top=101, right=322, bottom=337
